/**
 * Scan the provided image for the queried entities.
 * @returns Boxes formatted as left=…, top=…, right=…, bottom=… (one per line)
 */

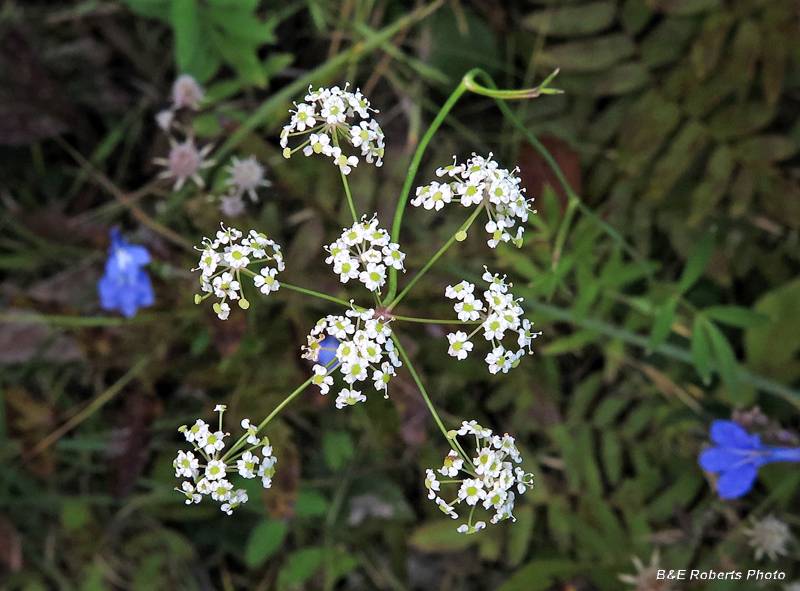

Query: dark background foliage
left=1, top=0, right=799, bottom=589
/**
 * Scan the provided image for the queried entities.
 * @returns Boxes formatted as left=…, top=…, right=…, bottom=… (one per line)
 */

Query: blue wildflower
left=699, top=420, right=800, bottom=499
left=98, top=228, right=155, bottom=317
left=317, top=335, right=340, bottom=368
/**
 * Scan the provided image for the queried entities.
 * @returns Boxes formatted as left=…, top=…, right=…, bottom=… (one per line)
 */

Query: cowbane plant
left=174, top=405, right=277, bottom=514
left=176, top=71, right=563, bottom=529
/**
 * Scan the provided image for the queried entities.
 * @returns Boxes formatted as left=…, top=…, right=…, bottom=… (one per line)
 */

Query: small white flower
left=458, top=479, right=486, bottom=505
left=446, top=331, right=473, bottom=360
left=180, top=481, right=202, bottom=504
left=746, top=515, right=792, bottom=561
left=454, top=296, right=484, bottom=322
left=381, top=243, right=406, bottom=270
left=205, top=459, right=227, bottom=481
left=226, top=156, right=270, bottom=201
left=237, top=451, right=260, bottom=479
left=445, top=281, right=475, bottom=300
left=216, top=302, right=231, bottom=320
left=254, top=267, right=280, bottom=294
left=154, top=138, right=215, bottom=191
left=202, top=430, right=226, bottom=454
left=196, top=478, right=213, bottom=495
left=436, top=497, right=458, bottom=518
left=223, top=244, right=251, bottom=269
left=425, top=469, right=441, bottom=499
left=173, top=451, right=199, bottom=478
left=372, top=363, right=395, bottom=392
left=210, top=478, right=233, bottom=501
left=155, top=109, right=174, bottom=131
left=184, top=419, right=209, bottom=443
left=312, top=364, right=334, bottom=394
left=219, top=193, right=246, bottom=217
left=335, top=388, right=366, bottom=409
left=172, top=74, right=204, bottom=109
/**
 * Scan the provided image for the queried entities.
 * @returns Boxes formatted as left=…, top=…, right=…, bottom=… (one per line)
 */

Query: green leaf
left=322, top=431, right=354, bottom=471
left=678, top=232, right=714, bottom=292
left=601, top=433, right=622, bottom=485
left=691, top=317, right=713, bottom=383
left=621, top=0, right=655, bottom=34
left=497, top=559, right=578, bottom=591
left=540, top=34, right=636, bottom=72
left=688, top=145, right=733, bottom=225
left=643, top=121, right=710, bottom=201
left=206, top=7, right=277, bottom=43
left=542, top=329, right=601, bottom=355
left=649, top=0, right=720, bottom=15
left=649, top=297, right=678, bottom=351
left=744, top=278, right=800, bottom=382
left=209, top=29, right=267, bottom=86
left=567, top=373, right=602, bottom=424
left=170, top=0, right=199, bottom=73
left=640, top=16, right=699, bottom=68
left=122, top=0, right=170, bottom=20
left=593, top=397, right=627, bottom=428
left=703, top=306, right=769, bottom=328
left=277, top=547, right=322, bottom=589
left=734, top=135, right=797, bottom=163
left=245, top=519, right=288, bottom=568
left=295, top=489, right=328, bottom=517
left=523, top=2, right=615, bottom=37
left=708, top=102, right=774, bottom=140
left=506, top=506, right=534, bottom=567
left=410, top=520, right=478, bottom=552
left=706, top=322, right=739, bottom=401
left=61, top=500, right=91, bottom=532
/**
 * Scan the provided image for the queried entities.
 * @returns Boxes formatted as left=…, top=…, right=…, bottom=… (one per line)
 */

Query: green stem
left=467, top=69, right=654, bottom=280
left=216, top=0, right=446, bottom=160
left=522, top=297, right=800, bottom=411
left=223, top=375, right=315, bottom=461
left=388, top=206, right=483, bottom=309
left=281, top=282, right=354, bottom=308
left=393, top=315, right=480, bottom=325
left=385, top=68, right=562, bottom=302
left=391, top=334, right=450, bottom=441
left=339, top=167, right=359, bottom=223
left=552, top=198, right=578, bottom=269
left=385, top=77, right=471, bottom=302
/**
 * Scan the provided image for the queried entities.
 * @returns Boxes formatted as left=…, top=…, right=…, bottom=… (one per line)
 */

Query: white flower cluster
left=445, top=269, right=541, bottom=374
left=302, top=307, right=402, bottom=409
left=153, top=76, right=216, bottom=191
left=280, top=85, right=385, bottom=174
left=412, top=154, right=533, bottom=248
left=746, top=515, right=791, bottom=561
left=220, top=155, right=271, bottom=214
left=155, top=74, right=204, bottom=132
left=425, top=420, right=534, bottom=534
left=174, top=406, right=277, bottom=515
left=193, top=224, right=285, bottom=319
left=226, top=156, right=270, bottom=201
left=324, top=215, right=405, bottom=294
left=154, top=137, right=215, bottom=192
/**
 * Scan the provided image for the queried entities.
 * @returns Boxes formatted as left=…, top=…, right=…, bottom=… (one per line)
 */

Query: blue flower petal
left=317, top=335, right=340, bottom=368
left=124, top=244, right=152, bottom=267
left=98, top=229, right=154, bottom=317
left=699, top=447, right=746, bottom=473
left=716, top=464, right=758, bottom=499
left=709, top=420, right=759, bottom=449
